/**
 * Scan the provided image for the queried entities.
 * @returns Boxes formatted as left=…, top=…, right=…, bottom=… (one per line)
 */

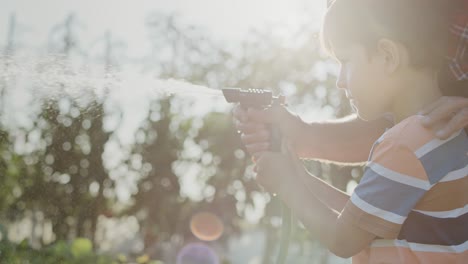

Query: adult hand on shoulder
left=419, top=96, right=468, bottom=139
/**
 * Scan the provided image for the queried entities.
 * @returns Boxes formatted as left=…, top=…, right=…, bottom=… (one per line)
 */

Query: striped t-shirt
left=340, top=115, right=468, bottom=263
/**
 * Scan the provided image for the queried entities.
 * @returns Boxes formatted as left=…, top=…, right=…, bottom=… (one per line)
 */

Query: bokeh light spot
left=190, top=212, right=224, bottom=241
left=177, top=243, right=219, bottom=264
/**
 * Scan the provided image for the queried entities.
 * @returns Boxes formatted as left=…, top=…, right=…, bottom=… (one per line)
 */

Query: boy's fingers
left=246, top=142, right=271, bottom=156
left=252, top=151, right=268, bottom=164
left=254, top=152, right=274, bottom=171
left=435, top=108, right=468, bottom=139
left=241, top=130, right=270, bottom=145
left=236, top=121, right=266, bottom=134
left=234, top=106, right=282, bottom=125
left=247, top=107, right=276, bottom=123
left=232, top=105, right=248, bottom=122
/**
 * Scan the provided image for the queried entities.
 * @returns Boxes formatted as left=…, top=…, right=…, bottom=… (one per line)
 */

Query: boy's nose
left=336, top=67, right=347, bottom=90
left=336, top=77, right=346, bottom=90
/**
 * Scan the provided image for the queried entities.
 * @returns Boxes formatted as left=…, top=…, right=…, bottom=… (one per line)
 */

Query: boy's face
left=334, top=43, right=396, bottom=121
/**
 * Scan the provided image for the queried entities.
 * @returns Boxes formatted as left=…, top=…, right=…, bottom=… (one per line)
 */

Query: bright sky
left=0, top=0, right=326, bottom=56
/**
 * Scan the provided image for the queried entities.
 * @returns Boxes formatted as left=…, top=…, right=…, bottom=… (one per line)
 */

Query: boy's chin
left=356, top=110, right=383, bottom=122
left=356, top=114, right=372, bottom=121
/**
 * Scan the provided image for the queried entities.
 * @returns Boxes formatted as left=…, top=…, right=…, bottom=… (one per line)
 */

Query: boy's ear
left=376, top=39, right=401, bottom=74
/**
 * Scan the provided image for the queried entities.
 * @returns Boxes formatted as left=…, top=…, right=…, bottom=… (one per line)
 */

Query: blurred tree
left=144, top=12, right=231, bottom=84
left=48, top=13, right=87, bottom=58
left=124, top=98, right=186, bottom=249
left=16, top=95, right=111, bottom=243
left=194, top=112, right=251, bottom=240
left=0, top=10, right=360, bottom=263
left=0, top=12, right=24, bottom=223
left=137, top=14, right=255, bottom=257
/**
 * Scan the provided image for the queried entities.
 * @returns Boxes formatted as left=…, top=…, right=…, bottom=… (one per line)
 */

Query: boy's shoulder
left=380, top=115, right=467, bottom=156
left=381, top=115, right=435, bottom=143
left=374, top=115, right=467, bottom=183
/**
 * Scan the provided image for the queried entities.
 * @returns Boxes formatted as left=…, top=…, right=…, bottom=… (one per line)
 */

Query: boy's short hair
left=321, top=0, right=461, bottom=71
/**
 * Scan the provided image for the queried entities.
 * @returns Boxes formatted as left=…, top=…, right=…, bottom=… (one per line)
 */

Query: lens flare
left=190, top=212, right=224, bottom=241
left=176, top=243, right=219, bottom=264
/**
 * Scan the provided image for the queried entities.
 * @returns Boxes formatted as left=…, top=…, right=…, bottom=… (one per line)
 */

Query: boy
left=253, top=0, right=467, bottom=262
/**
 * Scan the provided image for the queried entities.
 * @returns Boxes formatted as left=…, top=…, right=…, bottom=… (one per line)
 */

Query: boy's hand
left=233, top=105, right=271, bottom=157
left=420, top=96, right=468, bottom=139
left=232, top=104, right=298, bottom=157
left=254, top=140, right=306, bottom=195
left=255, top=152, right=295, bottom=195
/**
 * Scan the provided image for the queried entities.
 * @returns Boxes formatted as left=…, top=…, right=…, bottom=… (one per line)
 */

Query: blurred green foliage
left=0, top=236, right=162, bottom=264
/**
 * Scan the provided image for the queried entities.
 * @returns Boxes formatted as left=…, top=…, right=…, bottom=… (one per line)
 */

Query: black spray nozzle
left=222, top=87, right=284, bottom=151
left=222, top=88, right=282, bottom=108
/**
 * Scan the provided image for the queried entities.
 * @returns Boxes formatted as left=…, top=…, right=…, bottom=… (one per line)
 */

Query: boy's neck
left=391, top=71, right=442, bottom=123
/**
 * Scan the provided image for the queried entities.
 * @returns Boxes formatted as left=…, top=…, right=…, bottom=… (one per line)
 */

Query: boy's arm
left=282, top=171, right=376, bottom=258
left=236, top=105, right=390, bottom=163
left=256, top=152, right=377, bottom=258
left=256, top=137, right=434, bottom=258
left=284, top=143, right=350, bottom=212
left=291, top=115, right=390, bottom=163
left=298, top=169, right=350, bottom=212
